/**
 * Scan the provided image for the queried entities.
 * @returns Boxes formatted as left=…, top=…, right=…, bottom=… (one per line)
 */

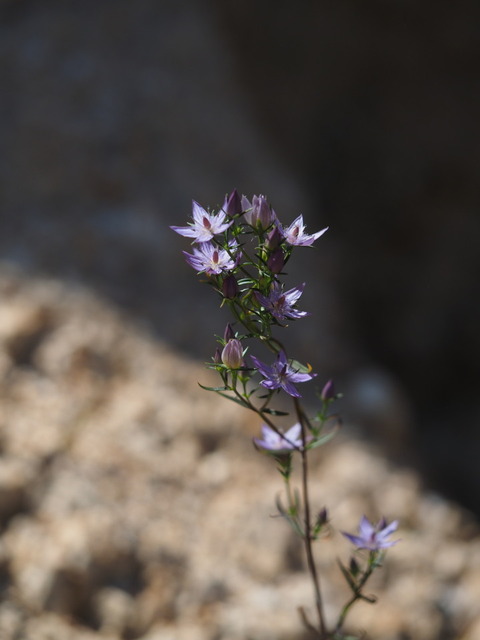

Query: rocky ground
left=0, top=265, right=478, bottom=640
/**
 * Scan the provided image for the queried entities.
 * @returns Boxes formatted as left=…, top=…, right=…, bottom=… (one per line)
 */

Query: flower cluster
left=171, top=191, right=326, bottom=397
left=171, top=190, right=399, bottom=640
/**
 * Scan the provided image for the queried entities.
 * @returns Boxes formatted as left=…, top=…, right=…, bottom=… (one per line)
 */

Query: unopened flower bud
left=316, top=507, right=329, bottom=529
left=223, top=323, right=235, bottom=342
left=221, top=339, right=244, bottom=369
left=243, top=194, right=275, bottom=230
left=222, top=274, right=239, bottom=299
left=349, top=557, right=360, bottom=577
left=265, top=226, right=283, bottom=250
left=253, top=195, right=275, bottom=229
left=241, top=194, right=251, bottom=213
left=321, top=379, right=335, bottom=402
left=213, top=347, right=222, bottom=364
left=267, top=247, right=285, bottom=274
left=224, top=189, right=242, bottom=216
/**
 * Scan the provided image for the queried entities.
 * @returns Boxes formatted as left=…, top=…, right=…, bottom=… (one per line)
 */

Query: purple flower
left=171, top=201, right=232, bottom=243
left=221, top=339, right=244, bottom=369
left=254, top=423, right=302, bottom=452
left=242, top=194, right=276, bottom=230
left=342, top=516, right=400, bottom=551
left=256, top=282, right=309, bottom=321
left=251, top=351, right=316, bottom=398
left=281, top=215, right=328, bottom=247
left=183, top=241, right=236, bottom=275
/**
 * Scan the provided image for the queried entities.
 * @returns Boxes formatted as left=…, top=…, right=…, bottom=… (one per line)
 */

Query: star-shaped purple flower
left=256, top=282, right=309, bottom=321
left=254, top=423, right=302, bottom=452
left=251, top=351, right=316, bottom=398
left=342, top=516, right=400, bottom=551
left=183, top=241, right=236, bottom=275
left=171, top=200, right=233, bottom=243
left=281, top=215, right=328, bottom=247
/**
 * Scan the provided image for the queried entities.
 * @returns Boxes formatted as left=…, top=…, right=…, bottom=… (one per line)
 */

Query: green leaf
left=337, top=559, right=357, bottom=592
left=215, top=391, right=251, bottom=408
left=261, top=408, right=290, bottom=416
left=198, top=383, right=229, bottom=392
left=359, top=593, right=377, bottom=604
left=307, top=428, right=339, bottom=450
left=275, top=495, right=304, bottom=537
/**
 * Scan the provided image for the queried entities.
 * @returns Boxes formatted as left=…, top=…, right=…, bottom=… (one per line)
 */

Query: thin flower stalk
left=171, top=190, right=399, bottom=640
left=294, top=396, right=328, bottom=638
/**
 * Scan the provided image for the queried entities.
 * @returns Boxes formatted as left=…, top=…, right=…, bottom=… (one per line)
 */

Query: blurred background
left=0, top=1, right=479, bottom=638
left=2, top=0, right=478, bottom=510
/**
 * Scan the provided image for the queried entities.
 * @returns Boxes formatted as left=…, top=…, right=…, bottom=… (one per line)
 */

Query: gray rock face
left=0, top=267, right=479, bottom=640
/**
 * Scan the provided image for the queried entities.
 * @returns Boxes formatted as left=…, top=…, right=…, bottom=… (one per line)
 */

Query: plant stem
left=335, top=556, right=376, bottom=634
left=294, top=396, right=328, bottom=638
left=230, top=386, right=302, bottom=451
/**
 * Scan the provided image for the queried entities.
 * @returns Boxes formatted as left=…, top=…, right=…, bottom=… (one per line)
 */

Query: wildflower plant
left=171, top=191, right=399, bottom=639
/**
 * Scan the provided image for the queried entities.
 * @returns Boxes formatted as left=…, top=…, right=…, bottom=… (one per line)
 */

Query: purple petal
left=379, top=520, right=399, bottom=538
left=251, top=355, right=274, bottom=379
left=288, top=371, right=316, bottom=383
left=310, top=226, right=329, bottom=241
left=378, top=539, right=400, bottom=549
left=283, top=283, right=306, bottom=305
left=261, top=425, right=278, bottom=446
left=285, top=309, right=309, bottom=319
left=182, top=250, right=204, bottom=271
left=171, top=225, right=199, bottom=238
left=191, top=200, right=208, bottom=224
left=342, top=532, right=366, bottom=547
left=281, top=379, right=301, bottom=397
left=358, top=516, right=375, bottom=539
left=260, top=379, right=280, bottom=391
left=284, top=423, right=302, bottom=443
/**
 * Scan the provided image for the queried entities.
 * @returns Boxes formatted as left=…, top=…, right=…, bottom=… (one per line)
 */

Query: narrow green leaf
left=261, top=408, right=290, bottom=416
left=198, top=383, right=229, bottom=392
left=215, top=391, right=251, bottom=408
left=307, top=428, right=339, bottom=450
left=359, top=593, right=377, bottom=604
left=337, top=559, right=357, bottom=592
